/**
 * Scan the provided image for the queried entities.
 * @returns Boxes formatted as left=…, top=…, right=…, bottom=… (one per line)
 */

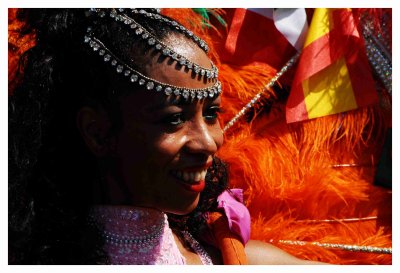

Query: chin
left=167, top=194, right=200, bottom=216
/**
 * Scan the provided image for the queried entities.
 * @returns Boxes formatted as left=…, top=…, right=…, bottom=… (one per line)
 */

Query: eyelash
left=204, top=106, right=222, bottom=122
left=163, top=106, right=222, bottom=126
left=164, top=113, right=185, bottom=126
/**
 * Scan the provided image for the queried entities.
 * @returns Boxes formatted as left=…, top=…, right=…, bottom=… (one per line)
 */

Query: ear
left=76, top=106, right=115, bottom=157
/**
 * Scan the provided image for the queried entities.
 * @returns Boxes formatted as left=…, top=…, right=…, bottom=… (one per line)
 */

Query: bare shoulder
left=245, top=240, right=326, bottom=265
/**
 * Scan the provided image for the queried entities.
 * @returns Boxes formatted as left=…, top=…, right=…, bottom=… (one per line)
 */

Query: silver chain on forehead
left=129, top=8, right=210, bottom=53
left=115, top=11, right=218, bottom=79
left=84, top=8, right=222, bottom=100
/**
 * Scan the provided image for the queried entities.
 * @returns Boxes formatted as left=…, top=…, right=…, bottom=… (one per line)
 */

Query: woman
left=8, top=8, right=322, bottom=265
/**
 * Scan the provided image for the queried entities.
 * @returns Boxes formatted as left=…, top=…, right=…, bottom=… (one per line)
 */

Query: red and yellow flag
left=286, top=8, right=378, bottom=123
left=221, top=8, right=297, bottom=70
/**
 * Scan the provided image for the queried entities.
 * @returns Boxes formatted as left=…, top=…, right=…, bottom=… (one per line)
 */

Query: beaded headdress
left=84, top=8, right=222, bottom=100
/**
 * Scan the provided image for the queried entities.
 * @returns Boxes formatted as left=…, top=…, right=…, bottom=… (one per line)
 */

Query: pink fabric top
left=89, top=206, right=186, bottom=265
left=89, top=189, right=250, bottom=264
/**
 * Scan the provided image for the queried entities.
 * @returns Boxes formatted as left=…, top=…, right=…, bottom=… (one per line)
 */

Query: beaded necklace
left=88, top=206, right=213, bottom=265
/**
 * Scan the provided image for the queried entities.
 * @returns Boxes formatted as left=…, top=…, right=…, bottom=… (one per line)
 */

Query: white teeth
left=194, top=171, right=201, bottom=182
left=201, top=170, right=207, bottom=181
left=173, top=169, right=208, bottom=182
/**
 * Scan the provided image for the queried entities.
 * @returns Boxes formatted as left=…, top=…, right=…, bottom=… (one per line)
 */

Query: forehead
left=117, top=32, right=220, bottom=111
left=144, top=32, right=214, bottom=89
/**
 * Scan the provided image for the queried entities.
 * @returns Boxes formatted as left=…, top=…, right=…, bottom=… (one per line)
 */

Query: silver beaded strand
left=182, top=231, right=213, bottom=265
left=130, top=8, right=210, bottom=53
left=223, top=51, right=301, bottom=132
left=115, top=11, right=218, bottom=80
left=90, top=8, right=218, bottom=80
left=275, top=239, right=392, bottom=254
left=84, top=32, right=222, bottom=100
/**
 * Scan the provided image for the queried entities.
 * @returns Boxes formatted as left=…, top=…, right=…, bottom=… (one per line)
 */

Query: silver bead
left=162, top=49, right=170, bottom=56
left=165, top=87, right=172, bottom=95
left=173, top=89, right=181, bottom=96
left=116, top=65, right=124, bottom=73
left=135, top=28, right=143, bottom=35
left=146, top=82, right=155, bottom=90
left=130, top=74, right=138, bottom=82
left=182, top=90, right=189, bottom=99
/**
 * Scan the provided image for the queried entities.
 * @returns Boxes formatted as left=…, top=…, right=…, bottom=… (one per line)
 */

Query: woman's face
left=103, top=33, right=223, bottom=215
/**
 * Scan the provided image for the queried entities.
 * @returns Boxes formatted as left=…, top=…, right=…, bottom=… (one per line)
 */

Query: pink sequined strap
left=216, top=189, right=251, bottom=245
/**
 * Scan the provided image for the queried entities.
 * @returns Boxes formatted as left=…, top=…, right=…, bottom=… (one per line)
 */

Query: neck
left=92, top=170, right=136, bottom=205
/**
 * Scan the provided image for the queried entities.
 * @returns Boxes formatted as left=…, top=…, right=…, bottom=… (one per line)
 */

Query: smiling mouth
left=170, top=169, right=208, bottom=193
left=170, top=169, right=208, bottom=184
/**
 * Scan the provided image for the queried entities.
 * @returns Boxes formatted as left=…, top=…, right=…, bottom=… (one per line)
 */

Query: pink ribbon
left=202, top=189, right=251, bottom=246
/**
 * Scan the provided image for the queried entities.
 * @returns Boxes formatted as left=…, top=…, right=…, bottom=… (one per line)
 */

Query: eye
left=204, top=106, right=222, bottom=123
left=163, top=112, right=186, bottom=126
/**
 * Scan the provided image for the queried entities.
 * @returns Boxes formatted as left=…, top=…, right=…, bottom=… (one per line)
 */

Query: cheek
left=153, top=133, right=187, bottom=164
left=116, top=127, right=149, bottom=164
left=209, top=123, right=224, bottom=151
left=214, top=125, right=224, bottom=149
left=116, top=124, right=186, bottom=172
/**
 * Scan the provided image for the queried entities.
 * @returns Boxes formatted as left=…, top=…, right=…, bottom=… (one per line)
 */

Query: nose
left=184, top=119, right=222, bottom=156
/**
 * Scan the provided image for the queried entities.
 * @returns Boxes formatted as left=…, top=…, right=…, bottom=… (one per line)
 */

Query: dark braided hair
left=9, top=8, right=228, bottom=264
